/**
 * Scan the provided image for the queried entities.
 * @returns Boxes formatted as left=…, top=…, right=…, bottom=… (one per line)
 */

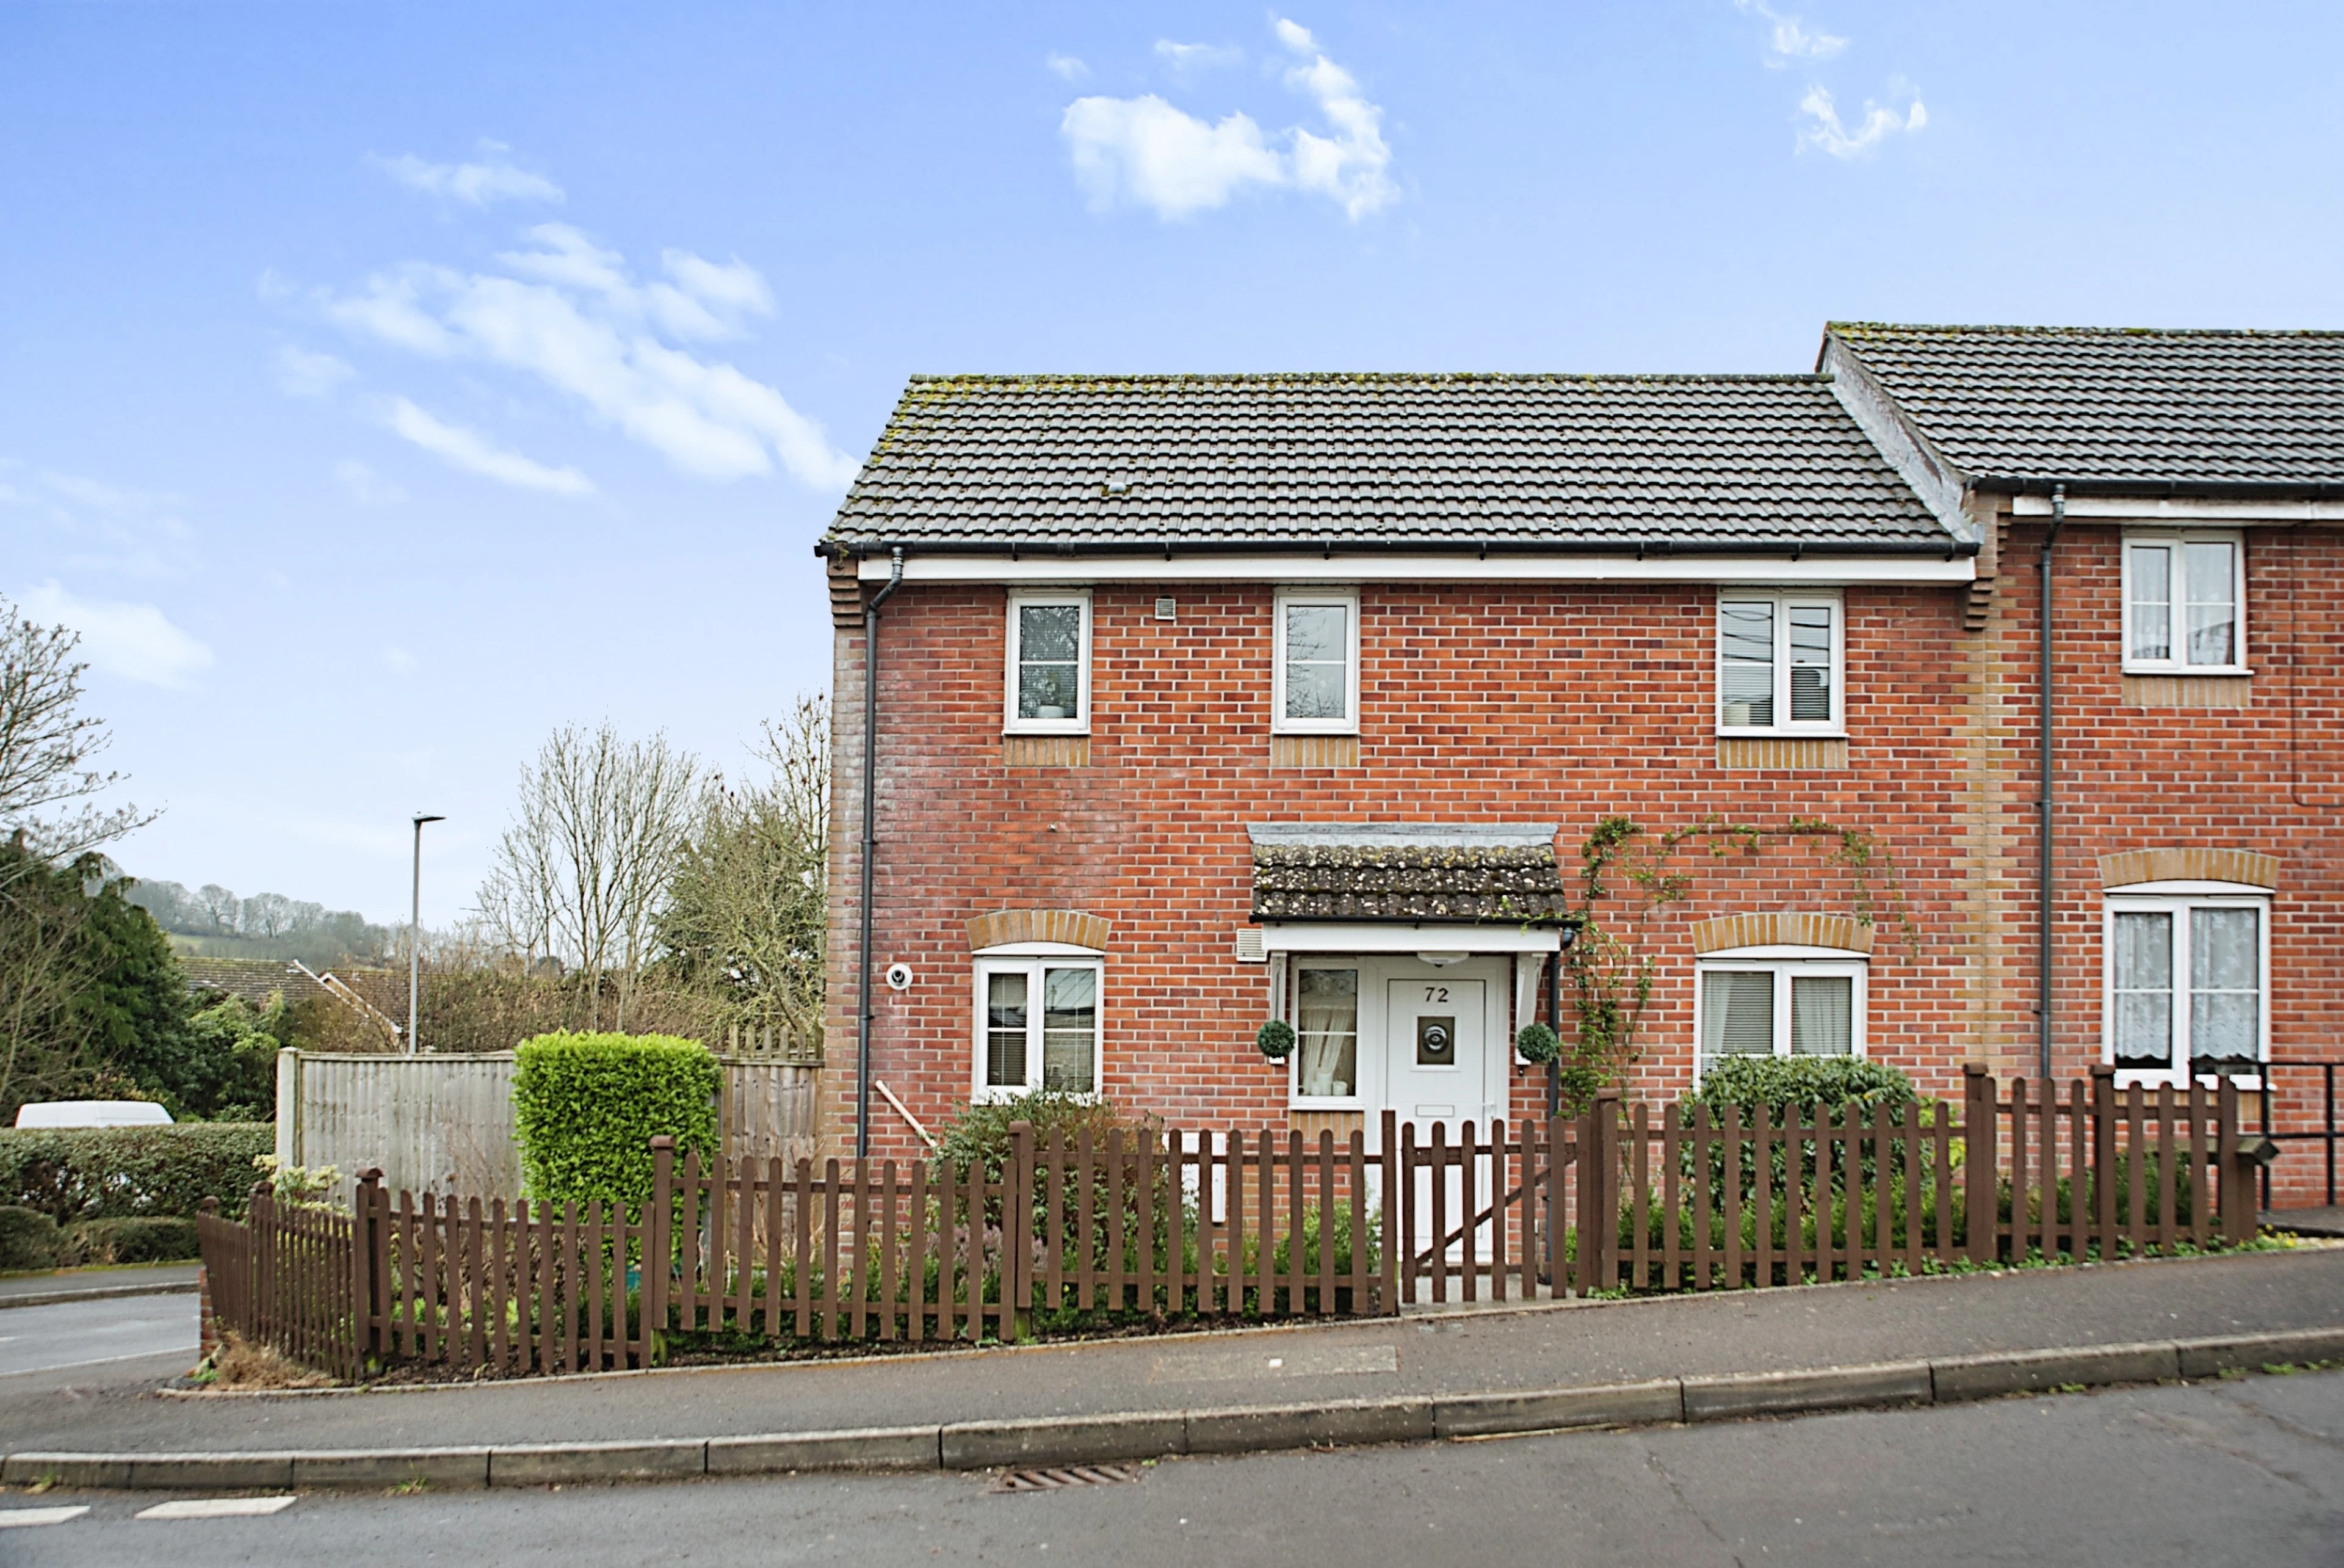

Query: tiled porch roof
left=1248, top=823, right=1574, bottom=924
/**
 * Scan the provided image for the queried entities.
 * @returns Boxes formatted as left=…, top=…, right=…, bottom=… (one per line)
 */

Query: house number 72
left=1423, top=987, right=1449, bottom=1002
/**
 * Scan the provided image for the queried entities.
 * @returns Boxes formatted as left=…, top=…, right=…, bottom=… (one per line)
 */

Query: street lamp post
left=408, top=813, right=445, bottom=1055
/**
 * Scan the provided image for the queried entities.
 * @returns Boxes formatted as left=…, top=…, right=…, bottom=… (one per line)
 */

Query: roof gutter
left=1974, top=476, right=2344, bottom=502
left=820, top=534, right=1980, bottom=561
left=855, top=546, right=905, bottom=1162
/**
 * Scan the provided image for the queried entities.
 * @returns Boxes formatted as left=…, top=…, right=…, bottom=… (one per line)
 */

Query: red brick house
left=817, top=326, right=2344, bottom=1202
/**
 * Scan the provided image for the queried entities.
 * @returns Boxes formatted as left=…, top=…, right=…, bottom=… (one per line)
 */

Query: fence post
left=648, top=1136, right=676, bottom=1357
left=1378, top=1110, right=1399, bottom=1317
left=354, top=1168, right=385, bottom=1366
left=197, top=1198, right=220, bottom=1360
left=2091, top=1065, right=2118, bottom=1255
left=1592, top=1090, right=1622, bottom=1294
left=1007, top=1120, right=1034, bottom=1342
left=2217, top=1077, right=2251, bottom=1245
left=1962, top=1066, right=1997, bottom=1265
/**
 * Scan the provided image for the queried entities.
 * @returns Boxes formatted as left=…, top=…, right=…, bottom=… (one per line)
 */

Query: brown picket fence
left=198, top=1068, right=2268, bottom=1378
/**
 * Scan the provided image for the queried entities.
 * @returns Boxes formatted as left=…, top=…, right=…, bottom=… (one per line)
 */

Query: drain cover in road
left=993, top=1464, right=1143, bottom=1493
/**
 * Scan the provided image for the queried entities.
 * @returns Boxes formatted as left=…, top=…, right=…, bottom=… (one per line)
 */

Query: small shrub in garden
left=1688, top=1055, right=1919, bottom=1122
left=69, top=1216, right=200, bottom=1265
left=932, top=1090, right=1153, bottom=1182
left=0, top=1124, right=273, bottom=1223
left=0, top=1205, right=64, bottom=1270
left=513, top=1031, right=720, bottom=1209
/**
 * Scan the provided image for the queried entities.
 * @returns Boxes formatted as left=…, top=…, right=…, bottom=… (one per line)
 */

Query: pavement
left=3, top=1370, right=2339, bottom=1566
left=0, top=1264, right=201, bottom=1310
left=0, top=1245, right=2339, bottom=1488
left=2265, top=1205, right=2344, bottom=1238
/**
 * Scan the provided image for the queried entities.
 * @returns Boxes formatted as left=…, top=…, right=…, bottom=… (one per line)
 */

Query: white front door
left=1388, top=977, right=1492, bottom=1265
left=1386, top=977, right=1489, bottom=1135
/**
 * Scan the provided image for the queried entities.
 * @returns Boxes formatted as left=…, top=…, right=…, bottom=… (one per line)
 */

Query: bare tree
left=242, top=892, right=295, bottom=940
left=658, top=697, right=829, bottom=1044
left=476, top=723, right=703, bottom=1031
left=197, top=884, right=240, bottom=933
left=0, top=594, right=155, bottom=875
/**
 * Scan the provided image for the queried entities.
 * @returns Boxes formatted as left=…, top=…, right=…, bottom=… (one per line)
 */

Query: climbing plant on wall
left=1557, top=814, right=1915, bottom=1110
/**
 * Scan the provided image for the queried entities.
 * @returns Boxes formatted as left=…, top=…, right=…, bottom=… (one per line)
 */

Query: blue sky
left=3, top=1, right=2339, bottom=928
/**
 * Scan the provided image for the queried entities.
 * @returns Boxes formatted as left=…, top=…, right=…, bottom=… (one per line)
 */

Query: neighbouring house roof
left=1823, top=323, right=2344, bottom=496
left=824, top=374, right=1967, bottom=558
left=1248, top=823, right=1574, bottom=925
left=180, top=956, right=329, bottom=1008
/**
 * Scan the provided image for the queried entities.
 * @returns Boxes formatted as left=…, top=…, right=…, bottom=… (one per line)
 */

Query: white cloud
left=1796, top=83, right=1926, bottom=157
left=277, top=344, right=354, bottom=398
left=1061, top=16, right=1394, bottom=222
left=321, top=226, right=856, bottom=488
left=1046, top=52, right=1089, bottom=81
left=382, top=397, right=596, bottom=496
left=1154, top=39, right=1244, bottom=73
left=1734, top=1, right=1847, bottom=65
left=18, top=580, right=213, bottom=688
left=377, top=143, right=564, bottom=208
left=333, top=459, right=407, bottom=505
left=1, top=466, right=191, bottom=579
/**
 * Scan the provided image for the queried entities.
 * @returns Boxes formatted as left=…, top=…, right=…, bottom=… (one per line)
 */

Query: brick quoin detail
left=1690, top=912, right=1874, bottom=955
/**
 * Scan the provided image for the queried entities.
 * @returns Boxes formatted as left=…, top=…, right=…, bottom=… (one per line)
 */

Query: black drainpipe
left=856, top=547, right=905, bottom=1160
left=2038, top=486, right=2066, bottom=1081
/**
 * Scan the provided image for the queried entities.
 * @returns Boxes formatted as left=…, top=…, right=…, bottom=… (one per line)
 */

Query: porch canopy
left=1248, top=823, right=1574, bottom=953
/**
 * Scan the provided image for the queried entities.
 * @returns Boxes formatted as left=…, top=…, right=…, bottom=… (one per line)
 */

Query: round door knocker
left=1416, top=1016, right=1455, bottom=1066
left=884, top=963, right=915, bottom=992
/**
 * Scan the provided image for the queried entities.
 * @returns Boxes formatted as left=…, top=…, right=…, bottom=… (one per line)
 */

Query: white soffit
left=2011, top=494, right=2344, bottom=522
left=1260, top=923, right=1563, bottom=955
left=855, top=553, right=1975, bottom=586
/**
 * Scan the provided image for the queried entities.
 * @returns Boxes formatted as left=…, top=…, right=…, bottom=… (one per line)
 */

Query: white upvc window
left=1288, top=963, right=1362, bottom=1106
left=2102, top=884, right=2270, bottom=1086
left=1693, top=950, right=1867, bottom=1082
left=972, top=950, right=1102, bottom=1101
left=1716, top=593, right=1843, bottom=734
left=1272, top=590, right=1359, bottom=735
left=2123, top=531, right=2246, bottom=674
left=1004, top=592, right=1092, bottom=734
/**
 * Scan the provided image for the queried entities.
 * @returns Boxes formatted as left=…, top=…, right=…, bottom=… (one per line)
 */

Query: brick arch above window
left=1690, top=912, right=1873, bottom=956
left=966, top=908, right=1112, bottom=953
left=2099, top=848, right=2278, bottom=892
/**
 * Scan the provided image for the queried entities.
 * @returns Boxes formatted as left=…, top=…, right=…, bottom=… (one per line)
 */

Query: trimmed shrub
left=0, top=1124, right=273, bottom=1223
left=69, top=1216, right=201, bottom=1265
left=933, top=1090, right=1154, bottom=1182
left=513, top=1031, right=720, bottom=1208
left=0, top=1205, right=64, bottom=1270
left=1688, top=1055, right=1919, bottom=1121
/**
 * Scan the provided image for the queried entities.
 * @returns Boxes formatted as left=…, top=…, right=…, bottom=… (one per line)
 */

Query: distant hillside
left=129, top=878, right=393, bottom=969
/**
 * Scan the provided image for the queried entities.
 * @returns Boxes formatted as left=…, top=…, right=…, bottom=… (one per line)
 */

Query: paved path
left=2, top=1246, right=2338, bottom=1460
left=0, top=1295, right=198, bottom=1381
left=0, top=1265, right=201, bottom=1309
left=2266, top=1205, right=2344, bottom=1237
left=3, top=1369, right=2337, bottom=1566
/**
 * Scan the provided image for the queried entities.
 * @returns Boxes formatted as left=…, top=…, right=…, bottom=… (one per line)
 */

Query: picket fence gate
left=197, top=1068, right=2270, bottom=1379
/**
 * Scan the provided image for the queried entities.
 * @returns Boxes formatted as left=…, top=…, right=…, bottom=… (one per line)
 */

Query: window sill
left=1004, top=724, right=1091, bottom=738
left=1714, top=727, right=1846, bottom=740
left=2119, top=665, right=2252, bottom=679
left=1271, top=726, right=1359, bottom=739
left=2111, top=1068, right=2263, bottom=1092
left=972, top=1087, right=1102, bottom=1106
left=1289, top=1098, right=1367, bottom=1113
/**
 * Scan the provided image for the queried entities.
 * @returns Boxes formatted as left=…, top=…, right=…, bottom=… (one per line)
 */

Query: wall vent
left=1233, top=928, right=1267, bottom=963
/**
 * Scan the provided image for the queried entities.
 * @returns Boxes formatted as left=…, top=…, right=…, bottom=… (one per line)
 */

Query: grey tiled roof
left=1249, top=823, right=1572, bottom=925
left=826, top=374, right=1959, bottom=555
left=1828, top=323, right=2344, bottom=492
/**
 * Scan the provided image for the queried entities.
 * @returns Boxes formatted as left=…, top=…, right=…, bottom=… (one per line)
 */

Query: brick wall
left=1987, top=520, right=2344, bottom=1205
left=826, top=577, right=1984, bottom=1162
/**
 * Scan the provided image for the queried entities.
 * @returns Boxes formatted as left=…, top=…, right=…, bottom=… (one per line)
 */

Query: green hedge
left=1687, top=1056, right=1919, bottom=1120
left=513, top=1031, right=719, bottom=1209
left=0, top=1209, right=203, bottom=1270
left=0, top=1124, right=272, bottom=1223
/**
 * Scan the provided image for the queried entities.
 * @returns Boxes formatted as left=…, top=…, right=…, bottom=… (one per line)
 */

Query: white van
left=12, top=1100, right=175, bottom=1129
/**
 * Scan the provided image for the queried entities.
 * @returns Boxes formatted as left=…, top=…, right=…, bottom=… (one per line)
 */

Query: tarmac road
left=3, top=1367, right=2337, bottom=1567
left=0, top=1295, right=195, bottom=1382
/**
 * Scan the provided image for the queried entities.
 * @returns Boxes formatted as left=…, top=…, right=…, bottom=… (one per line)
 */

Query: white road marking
left=0, top=1505, right=92, bottom=1528
left=134, top=1497, right=298, bottom=1520
left=0, top=1348, right=192, bottom=1378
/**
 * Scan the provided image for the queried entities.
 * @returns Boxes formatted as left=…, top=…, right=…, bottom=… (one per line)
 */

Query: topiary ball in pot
left=1514, top=1023, right=1561, bottom=1065
left=1256, top=1019, right=1297, bottom=1061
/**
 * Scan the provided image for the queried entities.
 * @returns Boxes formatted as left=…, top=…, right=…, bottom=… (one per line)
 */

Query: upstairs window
left=2124, top=532, right=2245, bottom=673
left=1717, top=593, right=1842, bottom=733
left=1273, top=591, right=1359, bottom=735
left=1005, top=593, right=1091, bottom=734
